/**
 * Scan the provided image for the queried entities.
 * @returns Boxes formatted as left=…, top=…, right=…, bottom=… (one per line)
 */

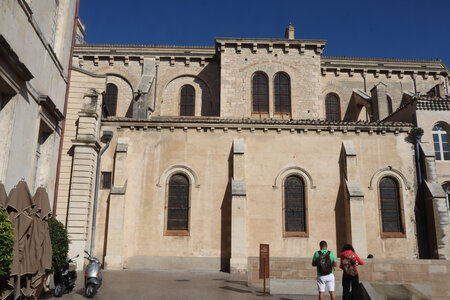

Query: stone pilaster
left=420, top=143, right=450, bottom=259
left=66, top=91, right=101, bottom=268
left=104, top=138, right=128, bottom=269
left=342, top=141, right=367, bottom=257
left=230, top=138, right=247, bottom=273
left=370, top=82, right=389, bottom=121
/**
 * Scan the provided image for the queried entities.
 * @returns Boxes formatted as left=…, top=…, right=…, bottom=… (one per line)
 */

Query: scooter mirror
left=84, top=250, right=90, bottom=255
left=75, top=254, right=80, bottom=258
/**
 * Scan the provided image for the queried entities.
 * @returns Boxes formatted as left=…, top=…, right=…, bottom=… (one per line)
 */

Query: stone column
left=342, top=141, right=367, bottom=257
left=104, top=138, right=128, bottom=269
left=66, top=92, right=101, bottom=268
left=420, top=143, right=450, bottom=259
left=230, top=138, right=247, bottom=273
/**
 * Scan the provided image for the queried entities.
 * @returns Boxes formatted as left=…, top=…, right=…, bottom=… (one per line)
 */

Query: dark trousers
left=342, top=273, right=360, bottom=300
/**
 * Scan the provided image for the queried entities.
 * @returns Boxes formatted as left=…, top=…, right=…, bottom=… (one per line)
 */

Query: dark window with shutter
left=103, top=83, right=118, bottom=117
left=325, top=93, right=340, bottom=121
left=180, top=85, right=195, bottom=116
left=380, top=177, right=402, bottom=233
left=167, top=174, right=189, bottom=231
left=274, top=73, right=291, bottom=113
left=252, top=72, right=269, bottom=113
left=284, top=175, right=306, bottom=233
left=101, top=172, right=112, bottom=189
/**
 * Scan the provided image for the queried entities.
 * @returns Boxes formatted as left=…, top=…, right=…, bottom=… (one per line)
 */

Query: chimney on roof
left=285, top=23, right=295, bottom=39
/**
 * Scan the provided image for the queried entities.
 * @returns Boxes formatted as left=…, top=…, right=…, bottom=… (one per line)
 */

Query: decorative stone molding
left=368, top=166, right=410, bottom=190
left=273, top=165, right=315, bottom=189
left=157, top=164, right=200, bottom=188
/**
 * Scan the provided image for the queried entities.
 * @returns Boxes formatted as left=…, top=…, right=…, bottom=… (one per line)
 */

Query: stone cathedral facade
left=56, top=25, right=450, bottom=273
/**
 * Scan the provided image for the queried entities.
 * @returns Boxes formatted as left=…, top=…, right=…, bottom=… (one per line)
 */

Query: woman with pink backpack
left=339, top=244, right=364, bottom=300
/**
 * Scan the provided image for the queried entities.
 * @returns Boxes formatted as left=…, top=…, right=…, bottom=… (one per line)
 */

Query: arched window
left=442, top=183, right=450, bottom=210
left=167, top=174, right=190, bottom=233
left=252, top=72, right=269, bottom=114
left=325, top=93, right=340, bottom=121
left=103, top=83, right=118, bottom=117
left=180, top=85, right=195, bottom=116
left=274, top=73, right=291, bottom=114
left=432, top=125, right=450, bottom=161
left=284, top=175, right=306, bottom=236
left=379, top=177, right=403, bottom=234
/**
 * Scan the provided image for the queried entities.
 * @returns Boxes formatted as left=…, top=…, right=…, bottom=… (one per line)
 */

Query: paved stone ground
left=40, top=270, right=341, bottom=300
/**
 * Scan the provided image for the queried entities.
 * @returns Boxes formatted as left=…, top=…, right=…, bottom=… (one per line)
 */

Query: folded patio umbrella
left=29, top=187, right=53, bottom=290
left=5, top=181, right=36, bottom=299
left=0, top=182, right=6, bottom=208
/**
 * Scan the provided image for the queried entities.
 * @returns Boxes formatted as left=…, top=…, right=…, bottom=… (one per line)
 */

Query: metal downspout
left=152, top=64, right=159, bottom=114
left=52, top=0, right=80, bottom=217
left=90, top=141, right=111, bottom=255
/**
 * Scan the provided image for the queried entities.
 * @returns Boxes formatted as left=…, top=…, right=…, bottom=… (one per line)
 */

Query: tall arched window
left=166, top=174, right=190, bottom=233
left=103, top=83, right=118, bottom=117
left=274, top=72, right=291, bottom=114
left=180, top=85, right=195, bottom=116
left=432, top=125, right=450, bottom=161
left=284, top=175, right=306, bottom=236
left=325, top=93, right=340, bottom=121
left=379, top=177, right=403, bottom=234
left=252, top=72, right=269, bottom=114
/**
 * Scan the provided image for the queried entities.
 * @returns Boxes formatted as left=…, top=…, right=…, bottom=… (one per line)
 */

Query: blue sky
left=80, top=0, right=450, bottom=66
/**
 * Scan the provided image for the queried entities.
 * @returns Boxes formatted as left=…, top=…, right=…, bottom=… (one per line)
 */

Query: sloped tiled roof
left=103, top=116, right=412, bottom=128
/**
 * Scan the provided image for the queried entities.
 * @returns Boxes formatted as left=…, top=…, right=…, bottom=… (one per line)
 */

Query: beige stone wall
left=56, top=69, right=106, bottom=225
left=220, top=45, right=322, bottom=119
left=321, top=72, right=440, bottom=121
left=92, top=121, right=417, bottom=267
left=75, top=55, right=221, bottom=117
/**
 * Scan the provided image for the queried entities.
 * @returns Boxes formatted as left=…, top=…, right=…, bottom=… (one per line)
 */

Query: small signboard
left=259, top=244, right=269, bottom=279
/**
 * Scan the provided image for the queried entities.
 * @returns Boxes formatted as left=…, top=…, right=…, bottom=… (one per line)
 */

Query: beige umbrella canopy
left=0, top=182, right=6, bottom=209
left=4, top=181, right=35, bottom=299
left=30, top=187, right=53, bottom=290
left=1, top=182, right=54, bottom=300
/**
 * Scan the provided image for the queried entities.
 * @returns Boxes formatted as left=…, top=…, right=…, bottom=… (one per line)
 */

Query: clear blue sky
left=80, top=0, right=450, bottom=66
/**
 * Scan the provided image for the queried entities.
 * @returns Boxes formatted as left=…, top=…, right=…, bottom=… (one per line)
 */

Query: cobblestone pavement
left=40, top=270, right=341, bottom=300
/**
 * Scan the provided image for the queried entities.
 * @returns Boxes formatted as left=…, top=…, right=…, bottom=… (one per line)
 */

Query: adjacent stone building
left=57, top=25, right=450, bottom=272
left=0, top=0, right=78, bottom=203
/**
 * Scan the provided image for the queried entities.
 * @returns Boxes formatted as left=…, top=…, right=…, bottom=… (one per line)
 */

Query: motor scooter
left=84, top=250, right=102, bottom=298
left=54, top=254, right=79, bottom=297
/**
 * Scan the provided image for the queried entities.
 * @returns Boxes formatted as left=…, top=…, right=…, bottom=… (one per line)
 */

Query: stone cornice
left=102, top=116, right=412, bottom=135
left=321, top=56, right=449, bottom=78
left=215, top=38, right=326, bottom=54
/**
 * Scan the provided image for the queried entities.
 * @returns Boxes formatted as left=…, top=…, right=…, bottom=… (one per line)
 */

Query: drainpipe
left=90, top=131, right=113, bottom=255
left=412, top=113, right=429, bottom=258
left=152, top=64, right=159, bottom=115
left=53, top=0, right=80, bottom=217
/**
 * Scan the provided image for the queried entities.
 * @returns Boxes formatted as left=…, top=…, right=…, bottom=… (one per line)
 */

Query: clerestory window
left=274, top=72, right=291, bottom=114
left=252, top=72, right=269, bottom=114
left=180, top=85, right=195, bottom=116
left=103, top=83, right=118, bottom=117
left=325, top=93, right=340, bottom=121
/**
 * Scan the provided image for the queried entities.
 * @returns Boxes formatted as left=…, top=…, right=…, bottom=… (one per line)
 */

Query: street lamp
left=90, top=131, right=113, bottom=255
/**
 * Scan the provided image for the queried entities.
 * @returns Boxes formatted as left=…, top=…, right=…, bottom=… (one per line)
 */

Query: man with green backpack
left=312, top=240, right=337, bottom=300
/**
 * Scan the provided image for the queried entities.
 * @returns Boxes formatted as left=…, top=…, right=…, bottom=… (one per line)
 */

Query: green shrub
left=48, top=218, right=70, bottom=270
left=0, top=207, right=14, bottom=277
